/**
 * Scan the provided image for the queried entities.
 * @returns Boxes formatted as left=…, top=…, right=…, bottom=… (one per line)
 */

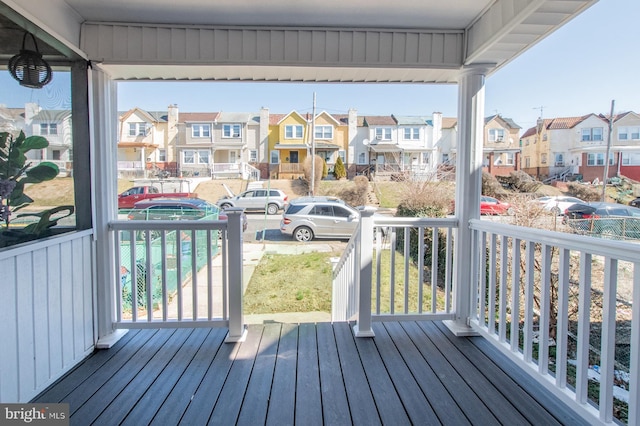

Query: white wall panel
left=0, top=231, right=95, bottom=403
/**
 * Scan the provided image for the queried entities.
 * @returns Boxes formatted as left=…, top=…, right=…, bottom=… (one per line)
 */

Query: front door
left=289, top=151, right=299, bottom=163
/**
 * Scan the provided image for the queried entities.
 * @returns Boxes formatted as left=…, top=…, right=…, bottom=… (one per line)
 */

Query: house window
left=421, top=152, right=430, bottom=164
left=315, top=125, right=333, bottom=139
left=525, top=157, right=531, bottom=168
left=183, top=150, right=195, bottom=164
left=158, top=149, right=166, bottom=162
left=505, top=152, right=514, bottom=165
left=375, top=128, right=392, bottom=140
left=633, top=128, right=640, bottom=140
left=622, top=152, right=640, bottom=165
left=488, top=129, right=505, bottom=142
left=249, top=150, right=257, bottom=162
left=555, top=153, right=564, bottom=166
left=581, top=127, right=603, bottom=142
left=541, top=153, right=547, bottom=164
left=285, top=125, right=303, bottom=139
left=358, top=152, right=366, bottom=164
left=52, top=150, right=61, bottom=160
left=403, top=127, right=420, bottom=140
left=587, top=153, right=614, bottom=166
left=270, top=150, right=280, bottom=164
left=442, top=153, right=449, bottom=164
left=40, top=123, right=58, bottom=135
left=198, top=150, right=210, bottom=164
left=619, top=128, right=628, bottom=140
left=192, top=124, right=211, bottom=138
left=338, top=150, right=346, bottom=163
left=129, top=122, right=148, bottom=136
left=223, top=124, right=241, bottom=138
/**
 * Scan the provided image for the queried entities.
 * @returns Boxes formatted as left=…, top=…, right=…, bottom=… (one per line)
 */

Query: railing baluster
left=160, top=231, right=168, bottom=322
left=431, top=227, right=439, bottom=314
left=524, top=240, right=535, bottom=363
left=499, top=235, right=508, bottom=342
left=576, top=252, right=592, bottom=404
left=417, top=226, right=425, bottom=314
left=556, top=247, right=570, bottom=389
left=539, top=244, right=551, bottom=375
left=629, top=261, right=640, bottom=425
left=115, top=230, right=123, bottom=323
left=207, top=229, right=213, bottom=321
left=176, top=229, right=183, bottom=321
left=404, top=227, right=410, bottom=314
left=445, top=227, right=452, bottom=313
left=389, top=229, right=396, bottom=315
left=130, top=230, right=138, bottom=323
left=478, top=231, right=487, bottom=326
left=375, top=226, right=382, bottom=315
left=510, top=238, right=521, bottom=352
left=488, top=233, right=497, bottom=334
left=191, top=229, right=198, bottom=320
left=599, top=257, right=617, bottom=423
left=145, top=230, right=153, bottom=322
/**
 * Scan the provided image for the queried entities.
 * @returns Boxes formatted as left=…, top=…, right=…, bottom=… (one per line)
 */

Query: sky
left=2, top=0, right=638, bottom=133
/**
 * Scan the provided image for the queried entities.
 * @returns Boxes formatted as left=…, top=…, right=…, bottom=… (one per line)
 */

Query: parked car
left=480, top=196, right=514, bottom=215
left=533, top=195, right=584, bottom=215
left=118, top=185, right=196, bottom=209
left=217, top=184, right=288, bottom=215
left=563, top=202, right=640, bottom=239
left=629, top=197, right=640, bottom=208
left=127, top=198, right=220, bottom=221
left=280, top=197, right=360, bottom=241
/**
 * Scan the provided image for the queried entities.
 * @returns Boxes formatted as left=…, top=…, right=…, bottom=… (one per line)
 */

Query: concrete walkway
left=163, top=242, right=334, bottom=324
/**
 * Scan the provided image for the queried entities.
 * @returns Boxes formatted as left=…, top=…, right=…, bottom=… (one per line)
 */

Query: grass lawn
left=244, top=247, right=448, bottom=316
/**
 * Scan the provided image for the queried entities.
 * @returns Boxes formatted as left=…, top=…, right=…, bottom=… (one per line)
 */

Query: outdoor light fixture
left=8, top=32, right=53, bottom=89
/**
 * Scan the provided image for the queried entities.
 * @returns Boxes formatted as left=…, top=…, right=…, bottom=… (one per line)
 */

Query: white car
left=217, top=184, right=288, bottom=215
left=534, top=196, right=585, bottom=215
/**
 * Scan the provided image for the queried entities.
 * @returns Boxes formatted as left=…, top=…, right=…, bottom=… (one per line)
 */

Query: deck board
left=33, top=321, right=587, bottom=425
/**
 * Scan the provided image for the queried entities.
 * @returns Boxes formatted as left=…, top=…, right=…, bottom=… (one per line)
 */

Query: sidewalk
left=164, top=242, right=334, bottom=324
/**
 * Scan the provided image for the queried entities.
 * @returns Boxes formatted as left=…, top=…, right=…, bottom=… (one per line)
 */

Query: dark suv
left=127, top=198, right=219, bottom=221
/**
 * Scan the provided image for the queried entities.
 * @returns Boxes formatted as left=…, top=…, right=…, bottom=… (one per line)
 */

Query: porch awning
left=212, top=143, right=245, bottom=150
left=369, top=144, right=402, bottom=153
left=117, top=141, right=158, bottom=148
left=274, top=144, right=308, bottom=150
left=315, top=142, right=340, bottom=150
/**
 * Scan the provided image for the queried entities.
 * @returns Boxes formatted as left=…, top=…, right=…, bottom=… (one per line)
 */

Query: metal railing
left=332, top=209, right=457, bottom=335
left=108, top=209, right=246, bottom=341
left=470, top=219, right=639, bottom=424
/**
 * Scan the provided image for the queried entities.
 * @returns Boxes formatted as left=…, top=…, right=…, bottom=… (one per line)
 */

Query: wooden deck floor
left=34, top=321, right=586, bottom=425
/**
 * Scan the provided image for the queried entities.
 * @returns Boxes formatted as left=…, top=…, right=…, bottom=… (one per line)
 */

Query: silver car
left=217, top=184, right=288, bottom=215
left=280, top=197, right=360, bottom=242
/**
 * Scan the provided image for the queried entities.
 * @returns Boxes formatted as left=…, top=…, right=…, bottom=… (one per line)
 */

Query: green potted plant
left=0, top=131, right=74, bottom=248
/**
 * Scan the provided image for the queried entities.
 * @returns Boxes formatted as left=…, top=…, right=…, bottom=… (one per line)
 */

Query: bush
left=302, top=155, right=324, bottom=193
left=339, top=177, right=370, bottom=206
left=333, top=157, right=347, bottom=179
left=507, top=170, right=542, bottom=193
left=566, top=182, right=601, bottom=202
left=482, top=171, right=505, bottom=197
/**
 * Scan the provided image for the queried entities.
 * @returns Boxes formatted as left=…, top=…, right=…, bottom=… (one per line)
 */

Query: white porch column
left=90, top=66, right=128, bottom=348
left=445, top=64, right=493, bottom=336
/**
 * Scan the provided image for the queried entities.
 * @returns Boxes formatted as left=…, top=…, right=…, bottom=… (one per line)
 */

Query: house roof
left=363, top=116, right=395, bottom=126
left=179, top=112, right=219, bottom=123
left=442, top=117, right=457, bottom=129
left=520, top=114, right=599, bottom=138
left=32, top=110, right=72, bottom=121
left=392, top=115, right=432, bottom=126
left=217, top=112, right=254, bottom=123
left=484, top=114, right=521, bottom=129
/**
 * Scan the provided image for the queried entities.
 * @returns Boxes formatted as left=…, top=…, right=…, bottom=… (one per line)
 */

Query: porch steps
left=366, top=186, right=380, bottom=206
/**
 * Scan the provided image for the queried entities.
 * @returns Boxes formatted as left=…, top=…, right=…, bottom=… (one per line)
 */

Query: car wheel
left=220, top=203, right=232, bottom=209
left=294, top=226, right=313, bottom=242
left=600, top=227, right=617, bottom=239
left=506, top=207, right=515, bottom=215
left=267, top=203, right=279, bottom=215
left=551, top=206, right=561, bottom=216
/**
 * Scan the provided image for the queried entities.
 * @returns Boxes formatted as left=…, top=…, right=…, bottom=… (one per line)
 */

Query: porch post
left=444, top=64, right=493, bottom=336
left=90, top=66, right=128, bottom=348
left=225, top=208, right=247, bottom=342
left=354, top=207, right=375, bottom=337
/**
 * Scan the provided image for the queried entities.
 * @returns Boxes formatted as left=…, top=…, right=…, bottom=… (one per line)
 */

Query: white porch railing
left=470, top=219, right=639, bottom=425
left=108, top=209, right=246, bottom=342
left=332, top=209, right=457, bottom=335
left=211, top=162, right=260, bottom=180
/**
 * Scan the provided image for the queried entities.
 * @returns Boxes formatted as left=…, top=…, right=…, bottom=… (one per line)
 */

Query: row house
left=266, top=110, right=351, bottom=179
left=520, top=111, right=640, bottom=183
left=437, top=114, right=521, bottom=178
left=118, top=107, right=171, bottom=178
left=0, top=103, right=73, bottom=175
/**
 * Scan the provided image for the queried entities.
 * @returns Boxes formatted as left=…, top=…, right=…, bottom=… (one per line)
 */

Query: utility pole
left=310, top=92, right=316, bottom=196
left=602, top=99, right=615, bottom=202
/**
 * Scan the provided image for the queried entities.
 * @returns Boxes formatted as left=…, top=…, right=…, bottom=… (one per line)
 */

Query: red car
left=480, top=196, right=514, bottom=215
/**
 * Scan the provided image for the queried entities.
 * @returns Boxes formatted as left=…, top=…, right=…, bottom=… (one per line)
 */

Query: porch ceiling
left=0, top=0, right=599, bottom=83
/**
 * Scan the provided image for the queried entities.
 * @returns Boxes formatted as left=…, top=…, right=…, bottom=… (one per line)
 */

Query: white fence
left=471, top=219, right=639, bottom=425
left=108, top=209, right=246, bottom=341
left=0, top=231, right=95, bottom=402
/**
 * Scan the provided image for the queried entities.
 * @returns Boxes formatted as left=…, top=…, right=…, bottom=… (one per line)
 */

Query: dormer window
left=40, top=123, right=58, bottom=135
left=488, top=128, right=505, bottom=142
left=314, top=125, right=333, bottom=139
left=192, top=124, right=211, bottom=138
left=374, top=127, right=391, bottom=140
left=129, top=122, right=148, bottom=136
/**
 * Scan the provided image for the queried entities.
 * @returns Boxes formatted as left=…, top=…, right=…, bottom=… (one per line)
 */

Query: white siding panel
left=0, top=258, right=18, bottom=401
left=82, top=237, right=94, bottom=352
left=33, top=248, right=50, bottom=395
left=59, top=240, right=74, bottom=370
left=47, top=244, right=63, bottom=377
left=72, top=239, right=85, bottom=358
left=16, top=253, right=35, bottom=401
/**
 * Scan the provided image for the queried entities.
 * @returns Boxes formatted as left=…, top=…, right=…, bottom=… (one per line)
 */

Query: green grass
left=244, top=252, right=338, bottom=314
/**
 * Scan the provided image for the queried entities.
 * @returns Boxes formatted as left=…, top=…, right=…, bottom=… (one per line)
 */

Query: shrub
left=507, top=170, right=542, bottom=193
left=338, top=176, right=370, bottom=206
left=333, top=157, right=347, bottom=179
left=482, top=171, right=505, bottom=197
left=566, top=182, right=601, bottom=202
left=302, top=155, right=324, bottom=193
